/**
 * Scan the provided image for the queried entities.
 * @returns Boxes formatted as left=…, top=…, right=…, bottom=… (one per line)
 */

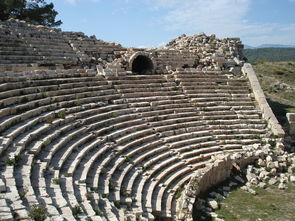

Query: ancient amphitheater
left=0, top=19, right=292, bottom=221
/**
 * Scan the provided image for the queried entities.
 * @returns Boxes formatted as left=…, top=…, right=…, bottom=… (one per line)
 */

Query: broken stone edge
left=176, top=144, right=281, bottom=220
left=242, top=63, right=285, bottom=138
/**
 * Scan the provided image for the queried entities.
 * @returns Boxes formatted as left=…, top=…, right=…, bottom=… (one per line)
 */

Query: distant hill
left=244, top=44, right=295, bottom=49
left=257, top=44, right=295, bottom=48
left=243, top=48, right=295, bottom=63
left=244, top=45, right=256, bottom=49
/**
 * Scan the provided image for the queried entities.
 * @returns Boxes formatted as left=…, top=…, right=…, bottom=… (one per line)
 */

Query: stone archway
left=129, top=52, right=155, bottom=74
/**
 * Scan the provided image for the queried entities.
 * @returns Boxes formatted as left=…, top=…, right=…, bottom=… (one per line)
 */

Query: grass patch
left=71, top=205, right=82, bottom=217
left=52, top=178, right=60, bottom=185
left=28, top=205, right=47, bottom=221
left=215, top=183, right=295, bottom=221
left=94, top=207, right=103, bottom=216
left=175, top=184, right=185, bottom=199
left=251, top=61, right=295, bottom=124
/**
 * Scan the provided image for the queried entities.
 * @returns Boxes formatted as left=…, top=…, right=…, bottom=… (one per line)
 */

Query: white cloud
left=244, top=24, right=295, bottom=46
left=289, top=0, right=295, bottom=2
left=142, top=0, right=295, bottom=46
left=65, top=0, right=76, bottom=5
left=65, top=0, right=100, bottom=5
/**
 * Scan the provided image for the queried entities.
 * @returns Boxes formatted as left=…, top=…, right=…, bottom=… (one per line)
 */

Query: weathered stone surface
left=208, top=199, right=219, bottom=210
left=0, top=179, right=6, bottom=193
left=290, top=176, right=295, bottom=183
left=269, top=178, right=278, bottom=185
left=278, top=183, right=286, bottom=190
left=258, top=182, right=267, bottom=189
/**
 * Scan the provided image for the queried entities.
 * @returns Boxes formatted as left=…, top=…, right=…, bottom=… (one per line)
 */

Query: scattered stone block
left=258, top=182, right=267, bottom=189
left=208, top=199, right=219, bottom=210
left=268, top=178, right=278, bottom=185
left=278, top=183, right=286, bottom=190
left=0, top=179, right=6, bottom=192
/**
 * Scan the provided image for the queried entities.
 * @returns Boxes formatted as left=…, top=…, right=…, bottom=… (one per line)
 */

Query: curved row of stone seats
left=0, top=69, right=123, bottom=220
left=37, top=73, right=195, bottom=218
left=27, top=106, right=126, bottom=219
left=0, top=69, right=268, bottom=220
left=0, top=20, right=78, bottom=65
left=88, top=72, right=267, bottom=219
left=174, top=71, right=257, bottom=109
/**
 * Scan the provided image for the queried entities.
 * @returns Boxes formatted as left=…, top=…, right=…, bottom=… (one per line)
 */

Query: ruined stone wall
left=242, top=63, right=285, bottom=138
left=0, top=19, right=79, bottom=67
left=151, top=49, right=197, bottom=72
left=0, top=20, right=245, bottom=75
left=98, top=33, right=245, bottom=75
left=63, top=32, right=126, bottom=65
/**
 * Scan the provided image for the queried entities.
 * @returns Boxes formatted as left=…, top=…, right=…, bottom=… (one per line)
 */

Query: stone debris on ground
left=194, top=138, right=295, bottom=220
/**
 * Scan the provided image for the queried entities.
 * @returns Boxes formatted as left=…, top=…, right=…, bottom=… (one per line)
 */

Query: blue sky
left=50, top=0, right=295, bottom=47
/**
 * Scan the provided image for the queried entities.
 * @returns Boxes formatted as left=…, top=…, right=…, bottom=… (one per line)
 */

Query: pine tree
left=0, top=0, right=62, bottom=27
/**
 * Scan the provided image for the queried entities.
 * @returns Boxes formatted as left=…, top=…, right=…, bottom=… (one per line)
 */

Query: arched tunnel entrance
left=131, top=55, right=154, bottom=74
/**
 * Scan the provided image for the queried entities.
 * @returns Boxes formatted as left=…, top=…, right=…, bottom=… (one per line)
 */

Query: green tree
left=0, top=0, right=62, bottom=27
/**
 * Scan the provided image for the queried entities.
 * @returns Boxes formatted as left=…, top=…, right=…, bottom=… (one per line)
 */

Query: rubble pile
left=194, top=140, right=295, bottom=221
left=166, top=33, right=244, bottom=71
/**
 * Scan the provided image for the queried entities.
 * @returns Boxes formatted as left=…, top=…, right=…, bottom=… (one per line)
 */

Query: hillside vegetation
left=252, top=61, right=295, bottom=124
left=243, top=47, right=295, bottom=124
left=244, top=48, right=295, bottom=63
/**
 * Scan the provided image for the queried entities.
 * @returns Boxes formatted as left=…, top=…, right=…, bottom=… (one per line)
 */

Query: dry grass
left=252, top=61, right=295, bottom=124
left=216, top=183, right=295, bottom=221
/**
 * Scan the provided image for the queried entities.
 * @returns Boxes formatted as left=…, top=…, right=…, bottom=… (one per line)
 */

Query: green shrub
left=85, top=192, right=93, bottom=200
left=28, top=205, right=47, bottom=221
left=56, top=110, right=66, bottom=119
left=5, top=154, right=21, bottom=166
left=114, top=201, right=121, bottom=209
left=71, top=205, right=82, bottom=217
left=124, top=155, right=131, bottom=163
left=74, top=100, right=81, bottom=106
left=109, top=179, right=116, bottom=190
left=94, top=207, right=103, bottom=216
left=268, top=139, right=276, bottom=148
left=33, top=150, right=41, bottom=159
left=120, top=186, right=129, bottom=197
left=250, top=135, right=261, bottom=140
left=265, top=167, right=272, bottom=172
left=52, top=178, right=60, bottom=185
left=175, top=185, right=185, bottom=199
left=63, top=173, right=71, bottom=177
left=5, top=157, right=16, bottom=166
left=19, top=189, right=28, bottom=199
left=41, top=140, right=51, bottom=149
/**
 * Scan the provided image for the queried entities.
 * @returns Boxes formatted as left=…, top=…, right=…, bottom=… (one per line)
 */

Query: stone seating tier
left=0, top=20, right=109, bottom=66
left=0, top=68, right=268, bottom=220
